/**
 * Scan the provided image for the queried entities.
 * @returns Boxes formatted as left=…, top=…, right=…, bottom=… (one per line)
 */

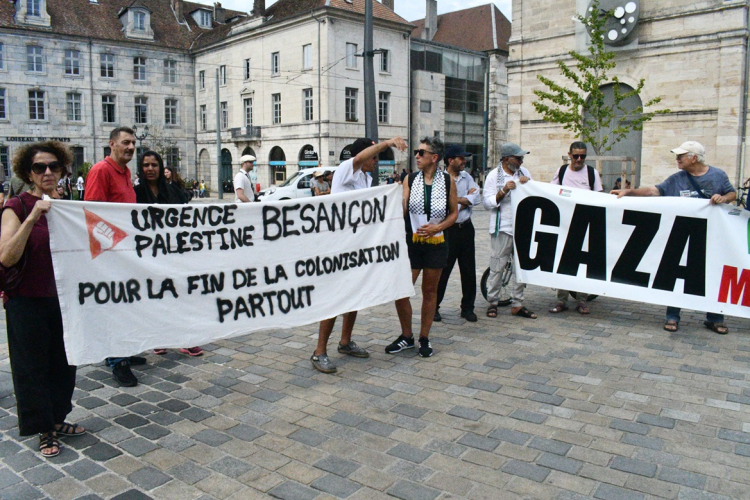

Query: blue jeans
left=666, top=307, right=723, bottom=324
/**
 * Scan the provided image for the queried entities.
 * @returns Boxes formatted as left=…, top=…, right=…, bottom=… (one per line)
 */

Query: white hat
left=240, top=154, right=256, bottom=163
left=313, top=170, right=324, bottom=178
left=670, top=141, right=705, bottom=157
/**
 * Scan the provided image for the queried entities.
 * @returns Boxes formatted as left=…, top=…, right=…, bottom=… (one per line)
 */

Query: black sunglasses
left=414, top=149, right=435, bottom=157
left=30, top=161, right=63, bottom=175
left=571, top=154, right=586, bottom=160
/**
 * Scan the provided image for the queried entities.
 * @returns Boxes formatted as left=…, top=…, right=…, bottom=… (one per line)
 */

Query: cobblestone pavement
left=2, top=203, right=750, bottom=500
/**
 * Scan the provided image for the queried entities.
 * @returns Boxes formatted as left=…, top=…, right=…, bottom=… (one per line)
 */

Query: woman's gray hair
left=420, top=136, right=444, bottom=161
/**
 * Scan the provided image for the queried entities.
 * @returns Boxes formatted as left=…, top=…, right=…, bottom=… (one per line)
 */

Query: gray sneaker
left=310, top=353, right=337, bottom=373
left=337, top=341, right=370, bottom=358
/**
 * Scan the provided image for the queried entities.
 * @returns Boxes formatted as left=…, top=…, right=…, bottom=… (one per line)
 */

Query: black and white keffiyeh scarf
left=408, top=171, right=447, bottom=244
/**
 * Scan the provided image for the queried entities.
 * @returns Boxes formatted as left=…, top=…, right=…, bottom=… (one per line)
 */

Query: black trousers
left=436, top=220, right=477, bottom=312
left=6, top=296, right=76, bottom=436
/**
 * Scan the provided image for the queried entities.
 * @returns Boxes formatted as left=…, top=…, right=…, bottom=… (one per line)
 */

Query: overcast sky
left=218, top=1, right=512, bottom=22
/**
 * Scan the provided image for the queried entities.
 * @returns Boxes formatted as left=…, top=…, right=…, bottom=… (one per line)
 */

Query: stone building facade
left=508, top=0, right=749, bottom=188
left=0, top=0, right=231, bottom=179
left=410, top=2, right=511, bottom=176
left=191, top=0, right=413, bottom=190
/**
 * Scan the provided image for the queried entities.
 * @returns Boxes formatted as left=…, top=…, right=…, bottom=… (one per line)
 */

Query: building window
left=28, top=90, right=45, bottom=120
left=103, top=146, right=111, bottom=158
left=134, top=96, right=147, bottom=124
left=378, top=91, right=389, bottom=124
left=198, top=10, right=211, bottom=27
left=165, top=98, right=178, bottom=125
left=163, top=60, right=176, bottom=84
left=166, top=148, right=180, bottom=170
left=102, top=95, right=116, bottom=123
left=380, top=50, right=390, bottom=73
left=346, top=43, right=357, bottom=68
left=100, top=53, right=115, bottom=78
left=0, top=43, right=4, bottom=70
left=420, top=100, right=432, bottom=113
left=272, top=93, right=281, bottom=124
left=198, top=70, right=205, bottom=90
left=71, top=146, right=84, bottom=170
left=27, top=45, right=43, bottom=72
left=345, top=88, right=357, bottom=121
left=244, top=58, right=251, bottom=80
left=27, top=0, right=41, bottom=16
left=200, top=104, right=206, bottom=130
left=134, top=11, right=146, bottom=31
left=244, top=98, right=252, bottom=127
left=220, top=101, right=228, bottom=129
left=219, top=65, right=226, bottom=86
left=303, top=88, right=313, bottom=121
left=302, top=44, right=312, bottom=70
left=271, top=52, right=280, bottom=76
left=133, top=56, right=146, bottom=81
left=64, top=49, right=80, bottom=76
left=0, top=146, right=9, bottom=178
left=0, top=89, right=5, bottom=120
left=66, top=92, right=82, bottom=121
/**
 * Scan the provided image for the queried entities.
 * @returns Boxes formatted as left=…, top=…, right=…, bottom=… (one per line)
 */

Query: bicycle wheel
left=480, top=260, right=513, bottom=307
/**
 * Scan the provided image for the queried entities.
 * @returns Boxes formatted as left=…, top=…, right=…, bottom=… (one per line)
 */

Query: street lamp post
left=132, top=125, right=149, bottom=153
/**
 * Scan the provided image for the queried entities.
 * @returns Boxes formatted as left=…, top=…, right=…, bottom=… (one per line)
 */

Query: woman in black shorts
left=385, top=137, right=458, bottom=358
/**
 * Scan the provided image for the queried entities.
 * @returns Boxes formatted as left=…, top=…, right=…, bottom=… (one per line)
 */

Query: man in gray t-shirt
left=612, top=141, right=736, bottom=335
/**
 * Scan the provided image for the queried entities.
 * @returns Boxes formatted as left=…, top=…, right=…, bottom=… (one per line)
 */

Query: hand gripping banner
left=512, top=181, right=750, bottom=319
left=48, top=184, right=414, bottom=365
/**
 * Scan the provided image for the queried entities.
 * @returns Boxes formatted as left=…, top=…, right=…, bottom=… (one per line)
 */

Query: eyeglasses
left=676, top=153, right=687, bottom=160
left=511, top=156, right=524, bottom=161
left=30, top=161, right=63, bottom=175
left=414, top=149, right=435, bottom=157
left=571, top=154, right=586, bottom=160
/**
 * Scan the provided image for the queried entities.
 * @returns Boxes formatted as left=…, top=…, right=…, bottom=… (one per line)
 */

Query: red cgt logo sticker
left=84, top=209, right=128, bottom=259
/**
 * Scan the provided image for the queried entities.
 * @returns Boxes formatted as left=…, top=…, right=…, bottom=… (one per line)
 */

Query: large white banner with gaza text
left=48, top=184, right=414, bottom=365
left=512, top=181, right=750, bottom=318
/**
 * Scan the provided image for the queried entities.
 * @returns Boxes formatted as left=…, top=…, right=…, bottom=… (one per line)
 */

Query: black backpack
left=558, top=164, right=596, bottom=190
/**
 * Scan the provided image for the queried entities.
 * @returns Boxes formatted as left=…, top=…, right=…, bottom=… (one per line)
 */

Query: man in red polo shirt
left=85, top=127, right=142, bottom=386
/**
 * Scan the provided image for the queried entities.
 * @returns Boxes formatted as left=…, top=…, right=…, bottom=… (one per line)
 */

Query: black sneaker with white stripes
left=384, top=334, right=414, bottom=354
left=418, top=337, right=433, bottom=357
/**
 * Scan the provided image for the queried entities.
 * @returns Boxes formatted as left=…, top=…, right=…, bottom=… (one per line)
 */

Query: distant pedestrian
left=76, top=171, right=85, bottom=200
left=311, top=170, right=330, bottom=196
left=549, top=141, right=603, bottom=315
left=435, top=145, right=479, bottom=323
left=234, top=155, right=256, bottom=203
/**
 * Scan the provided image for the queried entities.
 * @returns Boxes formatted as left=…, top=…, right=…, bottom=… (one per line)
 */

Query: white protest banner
left=512, top=181, right=750, bottom=318
left=48, top=184, right=414, bottom=365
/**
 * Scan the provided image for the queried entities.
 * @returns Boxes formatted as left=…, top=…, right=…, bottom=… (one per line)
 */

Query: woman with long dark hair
left=0, top=141, right=83, bottom=458
left=135, top=151, right=203, bottom=356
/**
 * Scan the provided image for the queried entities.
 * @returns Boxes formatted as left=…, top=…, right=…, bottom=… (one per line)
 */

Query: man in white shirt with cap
left=234, top=154, right=256, bottom=203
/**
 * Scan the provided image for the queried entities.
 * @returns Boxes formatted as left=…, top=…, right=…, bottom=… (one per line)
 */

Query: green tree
left=532, top=0, right=669, bottom=155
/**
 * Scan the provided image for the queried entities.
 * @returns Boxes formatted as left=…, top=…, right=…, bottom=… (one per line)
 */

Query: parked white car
left=257, top=167, right=340, bottom=202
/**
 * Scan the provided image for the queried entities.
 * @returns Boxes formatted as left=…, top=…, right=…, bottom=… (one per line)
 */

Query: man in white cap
left=612, top=140, right=735, bottom=334
left=310, top=170, right=330, bottom=196
left=234, top=154, right=256, bottom=203
left=482, top=143, right=537, bottom=320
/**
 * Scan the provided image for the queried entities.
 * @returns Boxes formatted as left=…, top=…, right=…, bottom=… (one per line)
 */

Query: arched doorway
left=584, top=83, right=643, bottom=190
left=221, top=149, right=233, bottom=193
left=241, top=146, right=256, bottom=157
left=299, top=144, right=319, bottom=169
left=199, top=148, right=210, bottom=185
left=269, top=146, right=286, bottom=183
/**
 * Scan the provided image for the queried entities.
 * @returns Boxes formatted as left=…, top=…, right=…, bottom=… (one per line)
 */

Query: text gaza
left=514, top=197, right=707, bottom=296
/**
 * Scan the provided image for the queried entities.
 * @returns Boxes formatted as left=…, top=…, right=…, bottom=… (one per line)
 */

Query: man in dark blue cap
left=434, top=145, right=480, bottom=322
